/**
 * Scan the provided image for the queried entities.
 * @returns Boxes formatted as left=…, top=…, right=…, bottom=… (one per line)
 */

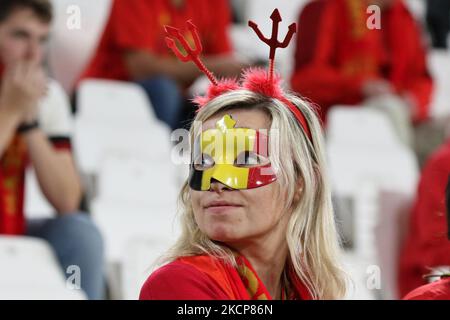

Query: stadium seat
left=48, top=0, right=112, bottom=93
left=374, top=191, right=413, bottom=299
left=24, top=169, right=53, bottom=219
left=74, top=80, right=172, bottom=175
left=94, top=154, right=179, bottom=208
left=342, top=251, right=379, bottom=300
left=76, top=79, right=159, bottom=125
left=326, top=106, right=419, bottom=299
left=90, top=154, right=180, bottom=299
left=120, top=236, right=174, bottom=300
left=428, top=50, right=450, bottom=118
left=0, top=236, right=86, bottom=299
left=327, top=108, right=419, bottom=197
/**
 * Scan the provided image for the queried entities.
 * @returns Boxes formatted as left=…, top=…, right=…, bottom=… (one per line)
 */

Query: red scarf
left=178, top=254, right=312, bottom=300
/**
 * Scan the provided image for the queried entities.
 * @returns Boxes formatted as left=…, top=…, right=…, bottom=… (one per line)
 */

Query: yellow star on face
left=195, top=114, right=256, bottom=190
left=190, top=114, right=277, bottom=191
left=216, top=114, right=237, bottom=132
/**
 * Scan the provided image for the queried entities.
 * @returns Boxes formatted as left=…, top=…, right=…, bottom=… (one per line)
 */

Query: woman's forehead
left=201, top=109, right=271, bottom=132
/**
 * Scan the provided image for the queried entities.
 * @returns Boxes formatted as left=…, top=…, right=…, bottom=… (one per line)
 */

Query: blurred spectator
left=398, top=139, right=450, bottom=297
left=291, top=0, right=433, bottom=146
left=403, top=272, right=450, bottom=299
left=426, top=0, right=450, bottom=49
left=79, top=0, right=245, bottom=130
left=0, top=0, right=104, bottom=299
left=402, top=176, right=450, bottom=300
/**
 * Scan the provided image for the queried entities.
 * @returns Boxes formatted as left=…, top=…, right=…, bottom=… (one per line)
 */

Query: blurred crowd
left=0, top=0, right=449, bottom=300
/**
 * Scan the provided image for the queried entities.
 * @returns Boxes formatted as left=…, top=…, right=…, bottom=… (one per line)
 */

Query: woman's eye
left=193, top=153, right=215, bottom=171
left=234, top=151, right=269, bottom=168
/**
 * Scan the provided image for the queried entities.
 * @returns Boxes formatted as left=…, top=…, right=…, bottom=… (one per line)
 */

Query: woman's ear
left=293, top=178, right=304, bottom=204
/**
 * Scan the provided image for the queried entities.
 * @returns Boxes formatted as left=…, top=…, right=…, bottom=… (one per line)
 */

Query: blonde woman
left=140, top=12, right=346, bottom=300
left=139, top=80, right=347, bottom=299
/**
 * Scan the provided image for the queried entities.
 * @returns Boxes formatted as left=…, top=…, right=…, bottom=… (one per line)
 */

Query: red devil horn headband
left=165, top=9, right=312, bottom=140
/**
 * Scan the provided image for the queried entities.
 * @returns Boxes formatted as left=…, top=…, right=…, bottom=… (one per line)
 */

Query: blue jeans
left=26, top=213, right=105, bottom=300
left=136, top=76, right=183, bottom=130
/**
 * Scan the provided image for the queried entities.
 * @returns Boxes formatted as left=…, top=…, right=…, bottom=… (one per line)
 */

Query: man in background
left=291, top=0, right=433, bottom=147
left=402, top=175, right=450, bottom=300
left=399, top=137, right=450, bottom=297
left=80, top=0, right=245, bottom=130
left=0, top=0, right=104, bottom=299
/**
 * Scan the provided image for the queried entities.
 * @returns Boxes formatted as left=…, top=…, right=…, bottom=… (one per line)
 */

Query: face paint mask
left=189, top=114, right=277, bottom=191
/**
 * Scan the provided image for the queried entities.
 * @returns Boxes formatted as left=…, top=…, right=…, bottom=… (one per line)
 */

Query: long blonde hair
left=164, top=90, right=347, bottom=299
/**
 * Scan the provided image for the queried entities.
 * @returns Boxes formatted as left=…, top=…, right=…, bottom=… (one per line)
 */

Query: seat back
left=0, top=236, right=86, bottom=299
left=48, top=0, right=112, bottom=93
left=74, top=80, right=171, bottom=175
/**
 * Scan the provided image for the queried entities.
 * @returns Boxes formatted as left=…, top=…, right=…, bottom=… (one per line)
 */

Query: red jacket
left=291, top=0, right=433, bottom=123
left=398, top=140, right=450, bottom=297
left=403, top=278, right=450, bottom=300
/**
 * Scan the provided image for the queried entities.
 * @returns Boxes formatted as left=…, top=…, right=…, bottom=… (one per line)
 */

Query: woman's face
left=190, top=109, right=290, bottom=244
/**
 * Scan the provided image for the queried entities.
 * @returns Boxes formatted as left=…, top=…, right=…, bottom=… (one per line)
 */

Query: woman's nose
left=209, top=178, right=232, bottom=192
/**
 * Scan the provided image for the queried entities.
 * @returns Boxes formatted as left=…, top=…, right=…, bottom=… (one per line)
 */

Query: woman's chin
left=206, top=225, right=240, bottom=242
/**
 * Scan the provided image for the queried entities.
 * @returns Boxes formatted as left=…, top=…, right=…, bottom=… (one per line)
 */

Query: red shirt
left=403, top=278, right=450, bottom=300
left=398, top=140, right=450, bottom=297
left=139, top=259, right=230, bottom=300
left=0, top=135, right=28, bottom=234
left=0, top=137, right=71, bottom=235
left=140, top=255, right=313, bottom=300
left=291, top=0, right=433, bottom=123
left=80, top=0, right=233, bottom=82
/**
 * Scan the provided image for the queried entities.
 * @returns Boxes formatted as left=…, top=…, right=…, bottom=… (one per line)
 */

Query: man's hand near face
left=0, top=58, right=46, bottom=154
left=0, top=58, right=81, bottom=214
left=2, top=59, right=46, bottom=110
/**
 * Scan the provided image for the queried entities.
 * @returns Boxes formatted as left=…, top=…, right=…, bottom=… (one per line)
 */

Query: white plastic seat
left=77, top=80, right=160, bottom=125
left=327, top=145, right=419, bottom=197
left=74, top=121, right=171, bottom=175
left=74, top=80, right=172, bottom=175
left=91, top=200, right=179, bottom=299
left=327, top=107, right=404, bottom=149
left=0, top=236, right=86, bottom=299
left=327, top=107, right=419, bottom=201
left=326, top=106, right=419, bottom=299
left=95, top=154, right=179, bottom=207
left=428, top=50, right=450, bottom=119
left=342, top=250, right=378, bottom=300
left=374, top=191, right=413, bottom=299
left=90, top=154, right=180, bottom=299
left=24, top=168, right=54, bottom=219
left=121, top=236, right=174, bottom=300
left=92, top=201, right=178, bottom=261
left=74, top=80, right=178, bottom=299
left=48, top=0, right=112, bottom=93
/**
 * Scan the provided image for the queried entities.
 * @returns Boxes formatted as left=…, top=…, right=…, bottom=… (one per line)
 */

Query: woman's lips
left=204, top=201, right=243, bottom=213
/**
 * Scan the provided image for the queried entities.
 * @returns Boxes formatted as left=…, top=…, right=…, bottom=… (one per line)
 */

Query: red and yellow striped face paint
left=189, top=115, right=277, bottom=191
